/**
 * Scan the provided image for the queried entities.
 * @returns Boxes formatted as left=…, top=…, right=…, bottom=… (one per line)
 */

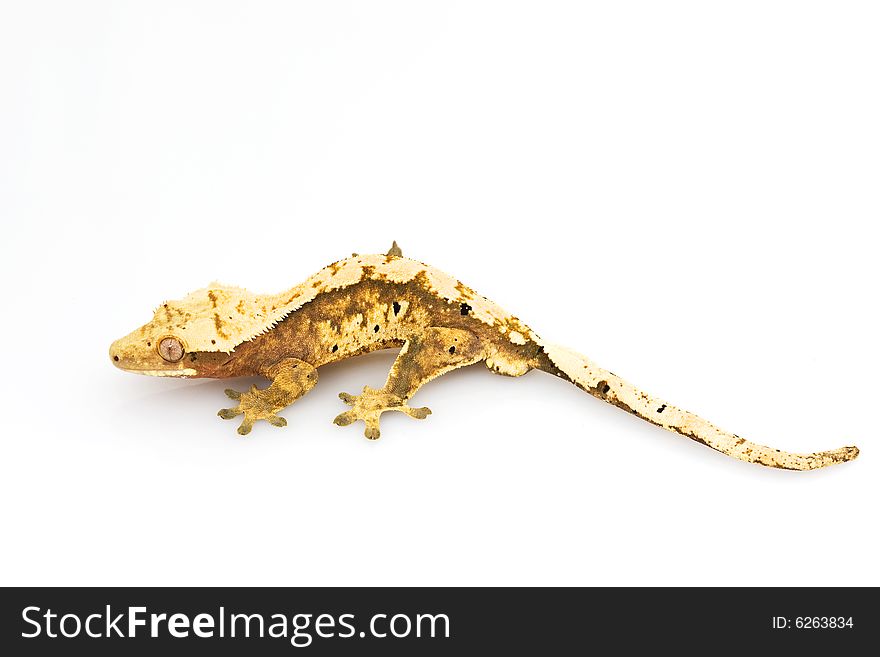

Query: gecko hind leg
left=219, top=358, right=318, bottom=435
left=333, top=327, right=485, bottom=439
left=334, top=387, right=431, bottom=440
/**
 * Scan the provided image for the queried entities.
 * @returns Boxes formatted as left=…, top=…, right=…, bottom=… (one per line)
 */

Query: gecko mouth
left=123, top=368, right=198, bottom=377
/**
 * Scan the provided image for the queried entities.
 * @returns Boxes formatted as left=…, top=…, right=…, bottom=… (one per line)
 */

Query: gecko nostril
left=113, top=355, right=119, bottom=362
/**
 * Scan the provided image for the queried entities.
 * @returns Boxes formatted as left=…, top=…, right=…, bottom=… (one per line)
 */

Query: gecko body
left=110, top=242, right=859, bottom=470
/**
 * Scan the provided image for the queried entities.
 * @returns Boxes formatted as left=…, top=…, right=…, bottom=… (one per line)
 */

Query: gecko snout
left=109, top=339, right=126, bottom=369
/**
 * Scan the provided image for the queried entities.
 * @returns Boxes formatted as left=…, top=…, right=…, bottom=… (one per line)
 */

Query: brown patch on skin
left=455, top=281, right=474, bottom=301
left=208, top=290, right=218, bottom=308
left=505, top=316, right=530, bottom=336
left=411, top=269, right=432, bottom=293
left=207, top=277, right=539, bottom=380
left=213, top=313, right=228, bottom=339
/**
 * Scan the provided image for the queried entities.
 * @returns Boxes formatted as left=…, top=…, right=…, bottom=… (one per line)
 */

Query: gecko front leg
left=334, top=327, right=486, bottom=439
left=219, top=358, right=318, bottom=435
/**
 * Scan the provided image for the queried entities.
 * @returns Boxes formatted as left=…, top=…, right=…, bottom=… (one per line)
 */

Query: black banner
left=1, top=587, right=874, bottom=654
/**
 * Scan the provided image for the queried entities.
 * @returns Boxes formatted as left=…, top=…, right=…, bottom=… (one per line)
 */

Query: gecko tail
left=536, top=342, right=859, bottom=470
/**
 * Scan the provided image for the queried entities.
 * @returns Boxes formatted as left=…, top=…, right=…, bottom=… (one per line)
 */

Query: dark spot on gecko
left=449, top=346, right=456, bottom=354
left=374, top=325, right=380, bottom=332
left=393, top=301, right=401, bottom=315
left=113, top=355, right=119, bottom=362
left=460, top=303, right=472, bottom=316
left=598, top=382, right=610, bottom=395
left=332, top=345, right=338, bottom=353
left=211, top=339, right=216, bottom=344
left=147, top=341, right=151, bottom=347
left=657, top=404, right=667, bottom=413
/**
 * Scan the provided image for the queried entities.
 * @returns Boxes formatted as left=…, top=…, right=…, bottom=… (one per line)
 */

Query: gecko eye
left=158, top=337, right=185, bottom=362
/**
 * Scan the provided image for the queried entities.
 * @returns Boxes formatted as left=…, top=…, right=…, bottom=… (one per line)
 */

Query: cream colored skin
left=110, top=243, right=859, bottom=470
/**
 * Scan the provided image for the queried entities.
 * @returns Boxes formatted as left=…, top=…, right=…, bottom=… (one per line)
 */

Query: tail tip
left=819, top=444, right=859, bottom=467
left=840, top=445, right=860, bottom=462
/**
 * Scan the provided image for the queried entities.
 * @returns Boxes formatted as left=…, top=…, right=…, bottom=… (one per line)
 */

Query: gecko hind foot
left=332, top=386, right=430, bottom=440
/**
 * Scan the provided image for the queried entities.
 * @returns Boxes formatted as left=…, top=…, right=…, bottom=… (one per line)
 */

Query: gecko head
left=110, top=326, right=198, bottom=377
left=110, top=284, right=270, bottom=377
left=109, top=295, right=207, bottom=377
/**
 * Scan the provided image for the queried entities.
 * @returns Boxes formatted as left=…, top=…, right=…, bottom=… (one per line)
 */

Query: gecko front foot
left=332, top=386, right=431, bottom=440
left=218, top=386, right=290, bottom=435
left=218, top=358, right=318, bottom=435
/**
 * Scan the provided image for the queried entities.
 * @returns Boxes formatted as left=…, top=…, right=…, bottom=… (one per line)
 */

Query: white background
left=1, top=1, right=877, bottom=587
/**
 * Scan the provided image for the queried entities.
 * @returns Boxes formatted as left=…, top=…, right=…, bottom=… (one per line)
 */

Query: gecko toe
left=218, top=407, right=241, bottom=420
left=333, top=411, right=356, bottom=426
left=224, top=389, right=242, bottom=400
left=267, top=415, right=287, bottom=428
left=405, top=406, right=432, bottom=420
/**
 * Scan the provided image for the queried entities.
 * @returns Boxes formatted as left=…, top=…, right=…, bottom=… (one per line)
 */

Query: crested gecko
left=110, top=242, right=859, bottom=470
